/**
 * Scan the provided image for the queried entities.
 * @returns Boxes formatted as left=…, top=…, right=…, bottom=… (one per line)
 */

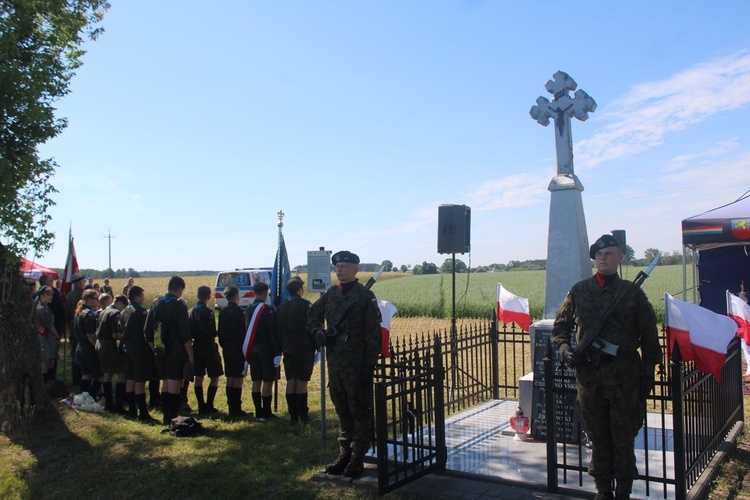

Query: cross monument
left=530, top=71, right=596, bottom=318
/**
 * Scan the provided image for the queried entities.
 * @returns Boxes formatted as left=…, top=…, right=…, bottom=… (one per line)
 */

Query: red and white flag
left=665, top=293, right=738, bottom=384
left=727, top=290, right=750, bottom=343
left=243, top=303, right=267, bottom=362
left=497, top=284, right=531, bottom=332
left=377, top=299, right=397, bottom=358
left=61, top=229, right=79, bottom=298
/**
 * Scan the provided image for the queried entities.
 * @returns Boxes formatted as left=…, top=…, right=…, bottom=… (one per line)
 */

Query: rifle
left=321, top=265, right=386, bottom=345
left=572, top=252, right=660, bottom=358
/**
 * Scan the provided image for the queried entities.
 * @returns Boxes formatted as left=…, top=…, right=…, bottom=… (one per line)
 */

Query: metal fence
left=545, top=330, right=745, bottom=498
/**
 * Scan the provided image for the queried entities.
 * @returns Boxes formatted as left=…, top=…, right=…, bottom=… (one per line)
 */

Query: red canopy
left=20, top=258, right=59, bottom=281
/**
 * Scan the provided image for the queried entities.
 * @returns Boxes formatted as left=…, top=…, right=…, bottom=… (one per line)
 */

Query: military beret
left=71, top=272, right=85, bottom=283
left=285, top=276, right=304, bottom=292
left=253, top=281, right=269, bottom=294
left=224, top=285, right=239, bottom=297
left=332, top=250, right=360, bottom=265
left=589, top=234, right=622, bottom=259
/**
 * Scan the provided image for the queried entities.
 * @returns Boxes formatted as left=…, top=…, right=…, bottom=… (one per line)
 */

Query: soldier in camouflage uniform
left=308, top=250, right=382, bottom=478
left=552, top=234, right=662, bottom=500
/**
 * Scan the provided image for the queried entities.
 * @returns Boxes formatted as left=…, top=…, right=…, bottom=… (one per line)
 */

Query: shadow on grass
left=1, top=404, right=385, bottom=499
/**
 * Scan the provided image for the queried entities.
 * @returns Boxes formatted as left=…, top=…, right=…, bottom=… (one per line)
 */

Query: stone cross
left=530, top=71, right=596, bottom=176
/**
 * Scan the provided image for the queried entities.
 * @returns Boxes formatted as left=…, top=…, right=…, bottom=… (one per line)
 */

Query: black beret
left=224, top=285, right=239, bottom=297
left=589, top=234, right=622, bottom=259
left=332, top=250, right=360, bottom=265
left=285, top=276, right=304, bottom=292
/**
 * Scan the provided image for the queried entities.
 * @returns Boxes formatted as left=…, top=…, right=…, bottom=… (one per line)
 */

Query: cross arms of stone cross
left=529, top=71, right=597, bottom=127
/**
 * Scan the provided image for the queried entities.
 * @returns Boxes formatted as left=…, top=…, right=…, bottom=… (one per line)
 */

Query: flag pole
left=274, top=210, right=284, bottom=412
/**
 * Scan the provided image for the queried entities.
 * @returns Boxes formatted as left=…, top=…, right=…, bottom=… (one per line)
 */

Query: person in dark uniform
left=308, top=250, right=382, bottom=478
left=277, top=276, right=315, bottom=424
left=189, top=285, right=224, bottom=416
left=96, top=294, right=128, bottom=414
left=552, top=234, right=662, bottom=500
left=244, top=281, right=280, bottom=422
left=73, top=289, right=102, bottom=398
left=122, top=277, right=135, bottom=296
left=145, top=276, right=194, bottom=425
left=120, top=286, right=158, bottom=423
left=218, top=285, right=250, bottom=417
left=65, top=272, right=86, bottom=385
left=35, top=285, right=61, bottom=382
left=100, top=278, right=113, bottom=296
left=39, top=274, right=66, bottom=378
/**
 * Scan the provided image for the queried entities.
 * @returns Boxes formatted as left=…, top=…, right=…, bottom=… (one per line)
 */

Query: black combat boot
left=325, top=445, right=352, bottom=474
left=342, top=452, right=365, bottom=478
left=593, top=493, right=614, bottom=500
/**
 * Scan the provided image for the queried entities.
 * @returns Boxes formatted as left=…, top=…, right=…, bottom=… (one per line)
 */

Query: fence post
left=544, top=338, right=558, bottom=493
left=670, top=342, right=687, bottom=499
left=491, top=310, right=499, bottom=400
left=375, top=381, right=388, bottom=494
left=434, top=334, right=447, bottom=473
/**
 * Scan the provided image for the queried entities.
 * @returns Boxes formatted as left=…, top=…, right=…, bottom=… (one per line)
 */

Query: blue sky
left=35, top=1, right=750, bottom=272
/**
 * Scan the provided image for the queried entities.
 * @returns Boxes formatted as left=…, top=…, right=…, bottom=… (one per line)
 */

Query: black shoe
left=342, top=455, right=364, bottom=478
left=325, top=449, right=352, bottom=475
left=594, top=493, right=614, bottom=500
left=139, top=414, right=160, bottom=425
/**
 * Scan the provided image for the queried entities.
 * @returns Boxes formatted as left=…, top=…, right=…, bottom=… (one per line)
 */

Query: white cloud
left=575, top=50, right=750, bottom=169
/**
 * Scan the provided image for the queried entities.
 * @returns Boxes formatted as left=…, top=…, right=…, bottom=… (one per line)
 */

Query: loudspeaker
left=438, top=204, right=471, bottom=254
left=611, top=229, right=626, bottom=250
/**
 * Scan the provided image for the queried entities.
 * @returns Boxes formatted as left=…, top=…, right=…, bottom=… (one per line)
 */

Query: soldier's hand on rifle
left=639, top=374, right=655, bottom=400
left=313, top=329, right=328, bottom=348
left=562, top=348, right=582, bottom=368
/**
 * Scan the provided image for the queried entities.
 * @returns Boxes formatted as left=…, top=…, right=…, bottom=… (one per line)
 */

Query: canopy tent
left=20, top=258, right=60, bottom=281
left=682, top=192, right=750, bottom=315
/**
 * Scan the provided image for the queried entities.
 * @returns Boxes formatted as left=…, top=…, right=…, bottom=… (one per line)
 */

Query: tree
left=400, top=264, right=408, bottom=273
left=440, top=258, right=468, bottom=273
left=643, top=248, right=661, bottom=263
left=380, top=260, right=393, bottom=272
left=0, top=0, right=109, bottom=429
left=623, top=245, right=636, bottom=265
left=421, top=261, right=438, bottom=275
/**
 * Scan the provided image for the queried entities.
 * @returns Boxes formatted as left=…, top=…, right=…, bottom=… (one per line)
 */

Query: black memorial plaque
left=530, top=327, right=580, bottom=444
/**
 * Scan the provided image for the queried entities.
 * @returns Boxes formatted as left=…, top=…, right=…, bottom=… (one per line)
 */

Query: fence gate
left=373, top=336, right=447, bottom=495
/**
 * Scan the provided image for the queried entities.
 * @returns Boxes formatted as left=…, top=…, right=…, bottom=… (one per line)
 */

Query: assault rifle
left=571, top=252, right=660, bottom=358
left=318, top=265, right=386, bottom=346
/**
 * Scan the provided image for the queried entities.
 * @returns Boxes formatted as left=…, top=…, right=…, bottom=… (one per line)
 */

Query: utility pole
left=104, top=229, right=115, bottom=277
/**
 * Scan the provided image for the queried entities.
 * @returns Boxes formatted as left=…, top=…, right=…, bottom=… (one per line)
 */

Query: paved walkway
left=314, top=399, right=680, bottom=499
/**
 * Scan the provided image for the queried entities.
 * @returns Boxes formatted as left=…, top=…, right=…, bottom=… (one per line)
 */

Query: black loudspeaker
left=438, top=204, right=471, bottom=254
left=611, top=229, right=626, bottom=250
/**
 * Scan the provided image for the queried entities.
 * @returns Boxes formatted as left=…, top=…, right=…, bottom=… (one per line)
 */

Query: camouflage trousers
left=328, top=363, right=373, bottom=454
left=577, top=357, right=643, bottom=492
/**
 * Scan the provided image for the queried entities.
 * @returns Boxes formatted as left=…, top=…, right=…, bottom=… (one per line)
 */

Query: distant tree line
left=49, top=268, right=218, bottom=279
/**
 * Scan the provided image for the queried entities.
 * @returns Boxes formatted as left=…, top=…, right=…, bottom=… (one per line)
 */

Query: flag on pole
left=665, top=293, right=738, bottom=384
left=377, top=299, right=397, bottom=357
left=243, top=303, right=267, bottom=362
left=496, top=284, right=531, bottom=331
left=270, top=232, right=291, bottom=306
left=61, top=229, right=79, bottom=298
left=727, top=290, right=750, bottom=343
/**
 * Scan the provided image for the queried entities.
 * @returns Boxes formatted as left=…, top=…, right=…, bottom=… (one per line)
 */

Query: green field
left=112, top=264, right=688, bottom=325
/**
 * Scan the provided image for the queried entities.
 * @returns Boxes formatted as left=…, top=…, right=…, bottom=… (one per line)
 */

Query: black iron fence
left=545, top=330, right=745, bottom=498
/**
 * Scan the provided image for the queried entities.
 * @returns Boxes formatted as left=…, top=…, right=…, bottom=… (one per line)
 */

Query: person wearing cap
left=277, top=276, right=315, bottom=424
left=551, top=234, right=661, bottom=500
left=243, top=281, right=280, bottom=421
left=189, top=285, right=224, bottom=416
left=35, top=285, right=61, bottom=382
left=307, top=250, right=382, bottom=478
left=218, top=284, right=250, bottom=418
left=145, top=276, right=194, bottom=425
left=120, top=285, right=159, bottom=423
left=65, top=272, right=87, bottom=385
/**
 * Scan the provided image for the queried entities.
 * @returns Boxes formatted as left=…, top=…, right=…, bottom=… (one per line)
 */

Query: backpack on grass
left=161, top=416, right=206, bottom=437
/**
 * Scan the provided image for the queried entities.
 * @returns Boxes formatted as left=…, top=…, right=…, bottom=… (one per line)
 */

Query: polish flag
left=665, top=293, right=738, bottom=384
left=496, top=284, right=531, bottom=332
left=61, top=230, right=79, bottom=298
left=377, top=299, right=397, bottom=358
left=727, top=291, right=750, bottom=343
